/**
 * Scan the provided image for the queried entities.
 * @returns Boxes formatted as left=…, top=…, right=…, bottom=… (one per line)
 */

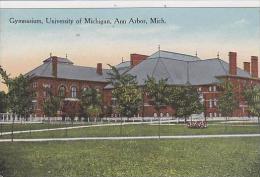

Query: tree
left=1, top=66, right=33, bottom=118
left=7, top=74, right=33, bottom=118
left=80, top=88, right=102, bottom=121
left=61, top=99, right=81, bottom=122
left=218, top=80, right=238, bottom=120
left=145, top=76, right=170, bottom=138
left=0, top=66, right=9, bottom=113
left=0, top=91, right=7, bottom=113
left=107, top=64, right=122, bottom=87
left=244, top=85, right=260, bottom=123
left=107, top=65, right=142, bottom=118
left=169, top=86, right=203, bottom=123
left=112, top=74, right=142, bottom=119
left=43, top=96, right=60, bottom=119
left=145, top=76, right=170, bottom=115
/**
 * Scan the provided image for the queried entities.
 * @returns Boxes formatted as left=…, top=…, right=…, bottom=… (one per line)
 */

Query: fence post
left=11, top=114, right=14, bottom=142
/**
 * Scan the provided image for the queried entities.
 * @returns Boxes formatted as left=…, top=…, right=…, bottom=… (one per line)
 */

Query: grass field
left=1, top=123, right=259, bottom=139
left=0, top=122, right=95, bottom=133
left=0, top=138, right=259, bottom=177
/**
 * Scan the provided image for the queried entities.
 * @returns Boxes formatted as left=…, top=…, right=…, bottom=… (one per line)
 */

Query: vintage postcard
left=0, top=1, right=260, bottom=177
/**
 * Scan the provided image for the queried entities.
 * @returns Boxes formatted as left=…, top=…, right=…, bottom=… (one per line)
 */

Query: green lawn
left=0, top=122, right=95, bottom=133
left=1, top=123, right=260, bottom=139
left=0, top=138, right=259, bottom=177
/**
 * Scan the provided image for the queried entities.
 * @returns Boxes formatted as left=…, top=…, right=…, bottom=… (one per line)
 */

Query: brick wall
left=30, top=77, right=107, bottom=116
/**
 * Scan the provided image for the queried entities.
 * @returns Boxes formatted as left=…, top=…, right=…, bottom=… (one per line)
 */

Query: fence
left=0, top=112, right=259, bottom=123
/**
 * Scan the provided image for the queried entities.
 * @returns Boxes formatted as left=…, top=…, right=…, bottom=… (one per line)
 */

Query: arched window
left=71, top=86, right=77, bottom=98
left=58, top=86, right=66, bottom=97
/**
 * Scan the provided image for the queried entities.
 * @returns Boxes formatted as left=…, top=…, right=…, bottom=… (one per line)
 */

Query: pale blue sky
left=0, top=8, right=259, bottom=82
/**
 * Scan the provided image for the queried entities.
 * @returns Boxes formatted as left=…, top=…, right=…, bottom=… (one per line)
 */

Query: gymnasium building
left=26, top=50, right=259, bottom=118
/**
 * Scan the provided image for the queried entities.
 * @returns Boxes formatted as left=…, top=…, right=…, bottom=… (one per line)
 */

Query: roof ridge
left=160, top=59, right=175, bottom=84
left=216, top=59, right=229, bottom=75
left=151, top=57, right=160, bottom=77
left=39, top=62, right=52, bottom=76
left=25, top=63, right=46, bottom=76
left=159, top=50, right=200, bottom=58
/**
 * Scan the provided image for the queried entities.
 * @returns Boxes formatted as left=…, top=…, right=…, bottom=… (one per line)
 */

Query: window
left=43, top=84, right=51, bottom=98
left=32, top=91, right=37, bottom=98
left=214, top=112, right=217, bottom=117
left=32, top=101, right=37, bottom=110
left=214, top=99, right=217, bottom=107
left=58, top=86, right=66, bottom=97
left=209, top=99, right=212, bottom=108
left=209, top=86, right=212, bottom=92
left=209, top=113, right=213, bottom=118
left=213, top=86, right=217, bottom=92
left=71, top=86, right=77, bottom=98
left=32, top=82, right=37, bottom=88
left=198, top=87, right=202, bottom=92
left=111, top=97, right=117, bottom=106
left=199, top=93, right=204, bottom=103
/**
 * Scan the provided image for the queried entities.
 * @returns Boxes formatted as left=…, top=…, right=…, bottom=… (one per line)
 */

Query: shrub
left=187, top=121, right=207, bottom=129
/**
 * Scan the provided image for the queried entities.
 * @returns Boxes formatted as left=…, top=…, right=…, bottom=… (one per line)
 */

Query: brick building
left=26, top=50, right=259, bottom=117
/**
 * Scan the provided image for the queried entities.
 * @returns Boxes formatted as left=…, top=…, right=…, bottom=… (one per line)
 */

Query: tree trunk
left=11, top=114, right=14, bottom=142
left=120, top=116, right=123, bottom=136
left=48, top=117, right=50, bottom=130
left=158, top=111, right=161, bottom=139
left=0, top=122, right=2, bottom=137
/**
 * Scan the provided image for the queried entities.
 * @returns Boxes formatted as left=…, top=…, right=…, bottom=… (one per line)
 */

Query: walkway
left=1, top=134, right=260, bottom=142
left=1, top=121, right=168, bottom=136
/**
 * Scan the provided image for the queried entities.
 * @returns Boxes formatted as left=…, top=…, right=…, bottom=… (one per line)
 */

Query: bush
left=187, top=121, right=207, bottom=129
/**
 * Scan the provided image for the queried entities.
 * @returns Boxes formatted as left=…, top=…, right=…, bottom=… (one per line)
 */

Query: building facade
left=26, top=50, right=259, bottom=118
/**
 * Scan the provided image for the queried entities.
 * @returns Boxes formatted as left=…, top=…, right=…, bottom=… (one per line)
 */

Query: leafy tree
left=112, top=74, right=142, bottom=118
left=107, top=64, right=122, bottom=87
left=1, top=66, right=33, bottom=118
left=145, top=76, right=170, bottom=115
left=0, top=91, right=7, bottom=113
left=169, top=86, right=204, bottom=123
left=7, top=75, right=33, bottom=118
left=218, top=80, right=238, bottom=120
left=87, top=105, right=102, bottom=119
left=244, top=85, right=260, bottom=123
left=145, top=76, right=170, bottom=138
left=43, top=96, right=60, bottom=119
left=62, top=99, right=81, bottom=122
left=80, top=88, right=102, bottom=120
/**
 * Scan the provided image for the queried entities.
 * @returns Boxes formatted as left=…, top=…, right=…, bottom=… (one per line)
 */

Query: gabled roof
left=26, top=57, right=110, bottom=82
left=125, top=57, right=252, bottom=86
left=148, top=50, right=200, bottom=61
left=115, top=61, right=131, bottom=74
left=43, top=57, right=74, bottom=65
left=115, top=61, right=131, bottom=68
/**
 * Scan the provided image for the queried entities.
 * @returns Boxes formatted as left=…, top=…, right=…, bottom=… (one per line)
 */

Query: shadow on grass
left=0, top=144, right=33, bottom=177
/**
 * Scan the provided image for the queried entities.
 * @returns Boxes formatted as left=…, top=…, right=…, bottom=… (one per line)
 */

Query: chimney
left=243, top=62, right=250, bottom=74
left=251, top=56, right=258, bottom=78
left=52, top=56, right=58, bottom=78
left=130, top=54, right=148, bottom=67
left=97, top=63, right=102, bottom=75
left=229, top=52, right=237, bottom=75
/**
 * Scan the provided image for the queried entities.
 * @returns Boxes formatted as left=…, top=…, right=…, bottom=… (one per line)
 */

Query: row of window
left=208, top=99, right=217, bottom=108
left=209, top=112, right=222, bottom=118
left=197, top=86, right=217, bottom=92
left=39, top=84, right=101, bottom=98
